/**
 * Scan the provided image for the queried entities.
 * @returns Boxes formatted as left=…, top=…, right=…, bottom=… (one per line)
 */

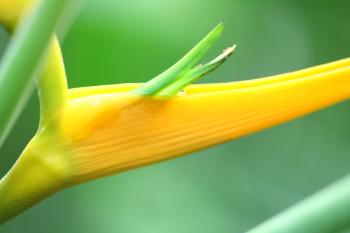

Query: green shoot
left=157, top=45, right=236, bottom=96
left=135, top=22, right=235, bottom=97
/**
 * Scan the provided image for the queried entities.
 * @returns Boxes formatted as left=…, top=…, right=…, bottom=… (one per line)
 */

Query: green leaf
left=157, top=45, right=236, bottom=97
left=0, top=0, right=72, bottom=147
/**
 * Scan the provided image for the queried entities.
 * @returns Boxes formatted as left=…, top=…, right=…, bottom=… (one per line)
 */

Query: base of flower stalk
left=0, top=132, right=72, bottom=223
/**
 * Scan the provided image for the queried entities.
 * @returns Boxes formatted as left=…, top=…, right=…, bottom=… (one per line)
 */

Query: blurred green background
left=1, top=0, right=350, bottom=232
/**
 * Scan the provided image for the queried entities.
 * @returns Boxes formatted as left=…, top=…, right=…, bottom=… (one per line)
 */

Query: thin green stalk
left=0, top=0, right=71, bottom=147
left=247, top=175, right=350, bottom=233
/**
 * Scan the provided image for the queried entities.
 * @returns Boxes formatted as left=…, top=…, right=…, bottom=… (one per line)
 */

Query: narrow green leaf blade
left=0, top=0, right=72, bottom=147
left=135, top=22, right=224, bottom=95
left=157, top=45, right=236, bottom=96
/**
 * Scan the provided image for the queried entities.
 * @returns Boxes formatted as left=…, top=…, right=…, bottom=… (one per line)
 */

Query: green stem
left=0, top=0, right=70, bottom=147
left=247, top=175, right=350, bottom=233
left=0, top=133, right=72, bottom=223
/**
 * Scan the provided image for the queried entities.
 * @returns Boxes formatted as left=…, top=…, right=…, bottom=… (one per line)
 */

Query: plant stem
left=0, top=133, right=72, bottom=223
left=0, top=0, right=71, bottom=147
left=247, top=175, right=350, bottom=233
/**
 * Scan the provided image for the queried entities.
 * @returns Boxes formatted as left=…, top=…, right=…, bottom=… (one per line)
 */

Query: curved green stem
left=247, top=175, right=350, bottom=233
left=0, top=0, right=75, bottom=224
left=0, top=132, right=72, bottom=223
left=1, top=37, right=72, bottom=219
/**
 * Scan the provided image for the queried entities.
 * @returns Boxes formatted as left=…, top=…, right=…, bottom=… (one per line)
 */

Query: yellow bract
left=1, top=0, right=350, bottom=223
left=59, top=58, right=350, bottom=184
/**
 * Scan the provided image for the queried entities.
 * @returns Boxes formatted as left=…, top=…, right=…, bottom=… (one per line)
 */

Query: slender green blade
left=0, top=0, right=72, bottom=147
left=135, top=22, right=224, bottom=96
left=157, top=45, right=236, bottom=96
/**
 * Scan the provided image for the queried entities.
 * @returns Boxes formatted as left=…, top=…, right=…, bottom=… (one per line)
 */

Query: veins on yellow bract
left=62, top=93, right=142, bottom=142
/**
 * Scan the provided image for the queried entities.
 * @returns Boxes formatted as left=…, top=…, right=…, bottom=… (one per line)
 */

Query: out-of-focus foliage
left=0, top=0, right=350, bottom=232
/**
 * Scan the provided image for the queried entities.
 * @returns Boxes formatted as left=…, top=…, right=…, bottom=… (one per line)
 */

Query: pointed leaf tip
left=135, top=23, right=229, bottom=97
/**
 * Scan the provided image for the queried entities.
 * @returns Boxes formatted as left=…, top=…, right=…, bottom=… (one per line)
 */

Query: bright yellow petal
left=62, top=60, right=350, bottom=184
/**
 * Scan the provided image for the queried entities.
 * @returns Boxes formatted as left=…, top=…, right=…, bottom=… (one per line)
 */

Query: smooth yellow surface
left=62, top=60, right=350, bottom=184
